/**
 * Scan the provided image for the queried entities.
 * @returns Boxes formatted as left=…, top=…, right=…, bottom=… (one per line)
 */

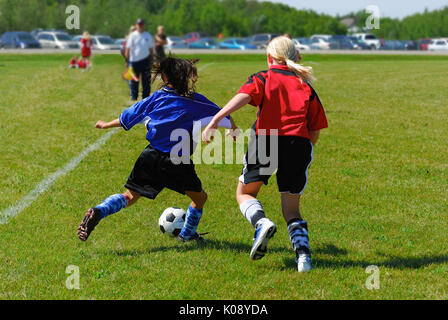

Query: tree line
left=0, top=0, right=446, bottom=40
left=344, top=6, right=448, bottom=40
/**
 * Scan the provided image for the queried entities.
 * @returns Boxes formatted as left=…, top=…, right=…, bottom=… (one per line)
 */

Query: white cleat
left=250, top=218, right=277, bottom=260
left=297, top=254, right=313, bottom=273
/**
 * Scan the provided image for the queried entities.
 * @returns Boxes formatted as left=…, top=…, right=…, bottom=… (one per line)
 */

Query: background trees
left=0, top=0, right=446, bottom=39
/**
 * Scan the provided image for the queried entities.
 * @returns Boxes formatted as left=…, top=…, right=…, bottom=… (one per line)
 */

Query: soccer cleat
left=250, top=218, right=277, bottom=260
left=296, top=254, right=313, bottom=273
left=177, top=232, right=209, bottom=243
left=77, top=208, right=102, bottom=241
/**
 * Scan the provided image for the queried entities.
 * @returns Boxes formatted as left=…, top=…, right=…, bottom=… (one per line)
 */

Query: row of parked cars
left=134, top=32, right=448, bottom=51
left=0, top=29, right=121, bottom=50
left=1, top=30, right=448, bottom=51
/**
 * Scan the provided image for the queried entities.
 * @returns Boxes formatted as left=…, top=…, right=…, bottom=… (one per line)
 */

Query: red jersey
left=238, top=65, right=328, bottom=139
left=80, top=38, right=92, bottom=57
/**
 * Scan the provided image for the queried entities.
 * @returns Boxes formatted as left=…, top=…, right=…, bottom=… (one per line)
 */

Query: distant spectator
left=154, top=25, right=167, bottom=63
left=80, top=32, right=93, bottom=62
left=283, top=33, right=292, bottom=40
left=125, top=18, right=154, bottom=101
left=121, top=26, right=137, bottom=67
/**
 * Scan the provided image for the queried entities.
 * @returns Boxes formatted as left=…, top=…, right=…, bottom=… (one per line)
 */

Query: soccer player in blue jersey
left=78, top=57, right=238, bottom=242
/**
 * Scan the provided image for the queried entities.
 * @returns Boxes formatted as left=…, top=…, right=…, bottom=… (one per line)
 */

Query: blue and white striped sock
left=95, top=194, right=128, bottom=220
left=239, top=199, right=266, bottom=228
left=179, top=205, right=203, bottom=239
left=287, top=219, right=311, bottom=255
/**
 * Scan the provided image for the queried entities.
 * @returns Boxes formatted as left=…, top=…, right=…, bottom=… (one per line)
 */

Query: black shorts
left=125, top=145, right=203, bottom=199
left=239, top=134, right=314, bottom=195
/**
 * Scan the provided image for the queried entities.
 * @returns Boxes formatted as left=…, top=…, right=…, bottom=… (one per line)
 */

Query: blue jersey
left=119, top=87, right=231, bottom=154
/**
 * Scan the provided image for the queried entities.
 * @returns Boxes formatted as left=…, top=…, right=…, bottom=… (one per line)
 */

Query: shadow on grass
left=284, top=253, right=448, bottom=270
left=102, top=240, right=448, bottom=271
left=103, top=239, right=291, bottom=257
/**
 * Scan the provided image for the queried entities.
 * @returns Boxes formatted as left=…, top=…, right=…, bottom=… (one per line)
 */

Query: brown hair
left=153, top=57, right=199, bottom=97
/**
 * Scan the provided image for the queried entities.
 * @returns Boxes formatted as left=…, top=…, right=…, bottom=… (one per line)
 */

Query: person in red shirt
left=69, top=56, right=78, bottom=68
left=80, top=31, right=93, bottom=62
left=202, top=36, right=328, bottom=272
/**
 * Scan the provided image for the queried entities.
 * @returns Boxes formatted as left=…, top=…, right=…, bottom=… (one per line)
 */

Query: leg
left=141, top=61, right=152, bottom=99
left=77, top=189, right=141, bottom=241
left=237, top=181, right=277, bottom=260
left=236, top=181, right=266, bottom=228
left=178, top=190, right=208, bottom=241
left=130, top=79, right=139, bottom=100
left=186, top=190, right=208, bottom=210
left=282, top=192, right=312, bottom=272
left=281, top=192, right=303, bottom=223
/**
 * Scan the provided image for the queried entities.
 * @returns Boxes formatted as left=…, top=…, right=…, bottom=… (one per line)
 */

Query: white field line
left=0, top=63, right=214, bottom=225
left=0, top=129, right=119, bottom=224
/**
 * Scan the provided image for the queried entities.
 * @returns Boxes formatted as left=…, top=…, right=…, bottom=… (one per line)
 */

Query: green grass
left=0, top=52, right=447, bottom=299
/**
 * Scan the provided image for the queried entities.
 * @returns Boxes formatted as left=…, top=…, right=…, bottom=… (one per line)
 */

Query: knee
left=124, top=189, right=141, bottom=205
left=199, top=191, right=208, bottom=207
left=194, top=191, right=208, bottom=208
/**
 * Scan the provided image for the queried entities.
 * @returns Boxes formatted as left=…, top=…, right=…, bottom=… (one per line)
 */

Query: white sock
left=239, top=199, right=266, bottom=228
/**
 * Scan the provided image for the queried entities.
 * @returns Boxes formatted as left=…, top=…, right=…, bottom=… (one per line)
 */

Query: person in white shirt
left=125, top=18, right=154, bottom=101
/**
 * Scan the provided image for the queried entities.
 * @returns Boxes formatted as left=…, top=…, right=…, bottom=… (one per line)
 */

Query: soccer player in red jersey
left=80, top=32, right=93, bottom=63
left=202, top=36, right=328, bottom=272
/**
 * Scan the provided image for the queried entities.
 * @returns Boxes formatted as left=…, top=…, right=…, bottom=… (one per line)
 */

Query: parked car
left=183, top=32, right=210, bottom=44
left=219, top=38, right=257, bottom=50
left=310, top=34, right=332, bottom=41
left=428, top=38, right=448, bottom=51
left=353, top=33, right=381, bottom=49
left=329, top=35, right=355, bottom=50
left=91, top=35, right=121, bottom=50
left=166, top=36, right=188, bottom=49
left=114, top=38, right=125, bottom=46
left=249, top=33, right=279, bottom=49
left=417, top=38, right=432, bottom=51
left=310, top=37, right=331, bottom=50
left=188, top=38, right=219, bottom=49
left=293, top=38, right=310, bottom=51
left=73, top=35, right=120, bottom=50
left=404, top=40, right=418, bottom=50
left=37, top=32, right=79, bottom=49
left=0, top=31, right=41, bottom=49
left=348, top=36, right=370, bottom=50
left=381, top=40, right=406, bottom=50
left=33, top=29, right=70, bottom=38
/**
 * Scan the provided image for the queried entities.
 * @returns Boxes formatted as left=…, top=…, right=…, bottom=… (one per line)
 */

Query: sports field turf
left=0, top=53, right=447, bottom=299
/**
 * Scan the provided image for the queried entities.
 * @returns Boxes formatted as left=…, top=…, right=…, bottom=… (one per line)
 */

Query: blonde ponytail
left=267, top=36, right=315, bottom=83
left=285, top=58, right=315, bottom=83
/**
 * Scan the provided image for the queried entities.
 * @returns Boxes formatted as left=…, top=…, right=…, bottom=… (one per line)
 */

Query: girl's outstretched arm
left=95, top=119, right=121, bottom=129
left=202, top=93, right=251, bottom=143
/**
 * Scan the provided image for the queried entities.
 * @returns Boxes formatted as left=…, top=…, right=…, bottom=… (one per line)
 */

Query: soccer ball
left=158, top=207, right=186, bottom=237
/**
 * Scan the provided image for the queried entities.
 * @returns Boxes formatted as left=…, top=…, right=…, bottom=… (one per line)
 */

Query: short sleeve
left=307, top=88, right=328, bottom=131
left=119, top=94, right=157, bottom=131
left=148, top=33, right=154, bottom=48
left=238, top=72, right=266, bottom=107
left=126, top=34, right=133, bottom=49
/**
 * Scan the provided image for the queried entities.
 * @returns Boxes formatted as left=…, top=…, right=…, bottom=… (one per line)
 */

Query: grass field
left=0, top=52, right=447, bottom=300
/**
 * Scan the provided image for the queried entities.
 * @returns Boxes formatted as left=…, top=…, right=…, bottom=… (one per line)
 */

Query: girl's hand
left=202, top=121, right=218, bottom=144
left=226, top=117, right=241, bottom=141
left=95, top=120, right=107, bottom=129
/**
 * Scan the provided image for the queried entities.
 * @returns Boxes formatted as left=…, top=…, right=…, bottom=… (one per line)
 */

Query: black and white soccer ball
left=158, top=207, right=186, bottom=237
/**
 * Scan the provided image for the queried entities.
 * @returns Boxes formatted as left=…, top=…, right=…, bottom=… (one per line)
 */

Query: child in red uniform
left=80, top=32, right=92, bottom=63
left=203, top=36, right=328, bottom=272
left=69, top=56, right=78, bottom=68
